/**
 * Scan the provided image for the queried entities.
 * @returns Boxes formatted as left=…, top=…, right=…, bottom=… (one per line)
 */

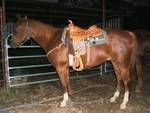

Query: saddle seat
left=68, top=20, right=102, bottom=40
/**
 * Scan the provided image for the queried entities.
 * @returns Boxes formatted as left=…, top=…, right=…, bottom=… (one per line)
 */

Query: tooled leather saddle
left=68, top=20, right=103, bottom=40
left=66, top=20, right=106, bottom=71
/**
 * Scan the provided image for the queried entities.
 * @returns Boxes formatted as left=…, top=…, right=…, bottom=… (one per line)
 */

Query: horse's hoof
left=60, top=99, right=70, bottom=107
left=60, top=101, right=65, bottom=107
left=135, top=89, right=141, bottom=93
left=120, top=103, right=126, bottom=110
left=60, top=101, right=68, bottom=107
left=110, top=97, right=116, bottom=103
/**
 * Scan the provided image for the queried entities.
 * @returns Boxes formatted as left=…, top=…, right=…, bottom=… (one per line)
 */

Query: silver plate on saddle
left=85, top=31, right=107, bottom=46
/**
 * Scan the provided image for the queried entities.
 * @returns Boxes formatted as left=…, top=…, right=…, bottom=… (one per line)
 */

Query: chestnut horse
left=9, top=17, right=140, bottom=109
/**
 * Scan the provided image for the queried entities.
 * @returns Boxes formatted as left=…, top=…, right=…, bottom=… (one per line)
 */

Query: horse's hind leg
left=110, top=62, right=122, bottom=103
left=120, top=66, right=130, bottom=109
left=111, top=62, right=130, bottom=109
left=56, top=65, right=72, bottom=107
left=135, top=58, right=143, bottom=93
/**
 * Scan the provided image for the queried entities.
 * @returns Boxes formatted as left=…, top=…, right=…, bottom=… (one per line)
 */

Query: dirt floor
left=0, top=68, right=150, bottom=113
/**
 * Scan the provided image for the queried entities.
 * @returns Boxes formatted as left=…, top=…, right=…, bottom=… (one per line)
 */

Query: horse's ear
left=68, top=20, right=74, bottom=27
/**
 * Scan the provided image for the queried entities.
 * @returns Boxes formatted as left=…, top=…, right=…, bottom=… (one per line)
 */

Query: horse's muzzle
left=8, top=36, right=17, bottom=48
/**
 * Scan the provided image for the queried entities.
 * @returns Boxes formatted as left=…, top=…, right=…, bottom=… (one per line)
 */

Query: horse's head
left=9, top=16, right=32, bottom=48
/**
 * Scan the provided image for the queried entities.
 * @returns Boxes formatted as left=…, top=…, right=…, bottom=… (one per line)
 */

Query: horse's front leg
left=56, top=65, right=72, bottom=107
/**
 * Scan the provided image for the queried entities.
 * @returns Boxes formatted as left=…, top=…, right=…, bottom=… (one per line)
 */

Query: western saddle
left=66, top=20, right=103, bottom=71
left=67, top=20, right=103, bottom=41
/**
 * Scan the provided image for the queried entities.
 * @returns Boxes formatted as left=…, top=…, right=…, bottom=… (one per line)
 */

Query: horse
left=133, top=29, right=150, bottom=92
left=9, top=17, right=140, bottom=109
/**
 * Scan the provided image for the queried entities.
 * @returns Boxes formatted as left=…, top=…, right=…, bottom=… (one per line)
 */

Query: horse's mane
left=17, top=18, right=62, bottom=31
left=29, top=19, right=61, bottom=30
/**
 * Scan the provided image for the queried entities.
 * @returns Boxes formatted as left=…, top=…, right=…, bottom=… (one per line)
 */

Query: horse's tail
left=130, top=30, right=150, bottom=92
left=129, top=32, right=138, bottom=75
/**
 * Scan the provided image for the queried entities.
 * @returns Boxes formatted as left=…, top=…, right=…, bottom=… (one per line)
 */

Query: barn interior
left=0, top=0, right=150, bottom=113
left=2, top=0, right=150, bottom=29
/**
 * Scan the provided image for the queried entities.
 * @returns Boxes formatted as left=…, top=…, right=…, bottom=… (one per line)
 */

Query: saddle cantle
left=68, top=20, right=103, bottom=40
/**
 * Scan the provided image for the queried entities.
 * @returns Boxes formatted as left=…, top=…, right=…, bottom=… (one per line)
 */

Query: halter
left=24, top=20, right=32, bottom=39
left=19, top=20, right=32, bottom=46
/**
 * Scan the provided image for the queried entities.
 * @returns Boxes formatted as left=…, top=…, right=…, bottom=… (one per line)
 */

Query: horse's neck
left=29, top=21, right=62, bottom=52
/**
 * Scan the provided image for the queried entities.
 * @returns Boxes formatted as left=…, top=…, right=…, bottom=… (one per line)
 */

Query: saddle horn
left=68, top=20, right=74, bottom=27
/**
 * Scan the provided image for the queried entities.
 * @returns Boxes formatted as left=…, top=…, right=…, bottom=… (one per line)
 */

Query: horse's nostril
left=7, top=34, right=13, bottom=46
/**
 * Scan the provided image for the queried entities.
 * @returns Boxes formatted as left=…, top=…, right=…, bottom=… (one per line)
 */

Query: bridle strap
left=18, top=20, right=32, bottom=46
left=25, top=20, right=32, bottom=38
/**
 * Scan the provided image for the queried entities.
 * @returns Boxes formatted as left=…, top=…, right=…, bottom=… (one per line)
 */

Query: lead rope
left=46, top=43, right=63, bottom=56
left=47, top=27, right=68, bottom=56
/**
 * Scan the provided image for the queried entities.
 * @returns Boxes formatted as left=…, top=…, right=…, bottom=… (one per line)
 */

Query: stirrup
left=72, top=54, right=84, bottom=71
